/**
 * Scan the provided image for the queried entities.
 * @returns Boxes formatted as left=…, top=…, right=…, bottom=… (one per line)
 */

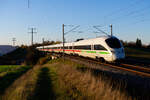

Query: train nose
left=111, top=49, right=125, bottom=61
left=112, top=54, right=117, bottom=61
left=112, top=53, right=125, bottom=61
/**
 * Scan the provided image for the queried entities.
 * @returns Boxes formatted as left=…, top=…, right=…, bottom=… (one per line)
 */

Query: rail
left=64, top=55, right=150, bottom=78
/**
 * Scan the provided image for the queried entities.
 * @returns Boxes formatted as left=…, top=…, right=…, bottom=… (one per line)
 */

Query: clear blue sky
left=0, top=0, right=150, bottom=45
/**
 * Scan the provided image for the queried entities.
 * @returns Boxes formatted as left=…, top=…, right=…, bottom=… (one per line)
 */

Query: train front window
left=94, top=45, right=107, bottom=50
left=105, top=38, right=121, bottom=48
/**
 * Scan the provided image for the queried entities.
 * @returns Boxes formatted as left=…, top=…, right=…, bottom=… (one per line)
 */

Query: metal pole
left=28, top=0, right=30, bottom=8
left=12, top=38, right=16, bottom=46
left=42, top=38, right=44, bottom=49
left=110, top=24, right=113, bottom=36
left=13, top=40, right=15, bottom=46
left=28, top=27, right=36, bottom=46
left=62, top=24, right=65, bottom=60
left=31, top=28, right=33, bottom=45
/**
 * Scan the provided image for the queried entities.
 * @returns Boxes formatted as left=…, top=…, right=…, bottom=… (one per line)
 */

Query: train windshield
left=105, top=37, right=121, bottom=48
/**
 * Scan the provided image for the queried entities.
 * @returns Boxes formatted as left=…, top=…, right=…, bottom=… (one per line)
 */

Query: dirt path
left=30, top=67, right=55, bottom=100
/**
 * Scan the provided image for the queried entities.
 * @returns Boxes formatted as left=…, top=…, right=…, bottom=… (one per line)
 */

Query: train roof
left=73, top=36, right=111, bottom=45
left=37, top=35, right=117, bottom=48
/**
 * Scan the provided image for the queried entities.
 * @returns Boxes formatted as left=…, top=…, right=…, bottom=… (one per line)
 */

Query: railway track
left=123, top=58, right=150, bottom=67
left=63, top=55, right=150, bottom=78
left=105, top=63, right=150, bottom=77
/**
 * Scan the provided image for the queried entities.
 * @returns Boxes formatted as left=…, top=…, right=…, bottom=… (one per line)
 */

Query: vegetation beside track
left=43, top=59, right=131, bottom=100
left=46, top=58, right=150, bottom=100
left=125, top=47, right=150, bottom=59
left=0, top=58, right=132, bottom=100
left=0, top=65, right=31, bottom=95
left=0, top=47, right=27, bottom=65
left=124, top=47, right=150, bottom=64
left=1, top=65, right=40, bottom=100
left=1, top=55, right=150, bottom=100
left=0, top=46, right=45, bottom=65
left=0, top=65, right=21, bottom=73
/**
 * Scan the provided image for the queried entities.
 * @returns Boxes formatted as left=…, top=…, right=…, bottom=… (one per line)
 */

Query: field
left=124, top=47, right=150, bottom=64
left=0, top=65, right=22, bottom=73
left=0, top=46, right=150, bottom=100
left=0, top=65, right=31, bottom=95
left=0, top=58, right=133, bottom=100
left=0, top=47, right=27, bottom=65
left=2, top=57, right=150, bottom=100
left=125, top=47, right=150, bottom=58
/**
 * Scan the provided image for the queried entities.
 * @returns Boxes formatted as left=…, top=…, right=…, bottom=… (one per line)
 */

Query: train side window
left=94, top=45, right=107, bottom=50
left=84, top=45, right=91, bottom=50
left=69, top=46, right=72, bottom=49
left=74, top=46, right=77, bottom=49
left=74, top=45, right=91, bottom=50
left=64, top=46, right=68, bottom=49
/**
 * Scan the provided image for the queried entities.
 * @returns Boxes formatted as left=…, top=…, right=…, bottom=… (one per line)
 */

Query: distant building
left=0, top=45, right=17, bottom=56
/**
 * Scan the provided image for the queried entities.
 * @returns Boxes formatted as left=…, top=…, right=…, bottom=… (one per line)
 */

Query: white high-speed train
left=37, top=36, right=125, bottom=62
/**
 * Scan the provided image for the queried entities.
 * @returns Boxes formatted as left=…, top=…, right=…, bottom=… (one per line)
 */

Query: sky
left=0, top=0, right=150, bottom=45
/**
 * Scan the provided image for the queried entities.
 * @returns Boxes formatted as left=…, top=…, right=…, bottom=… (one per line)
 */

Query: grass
left=0, top=65, right=22, bottom=73
left=0, top=47, right=27, bottom=65
left=1, top=65, right=40, bottom=100
left=45, top=59, right=132, bottom=100
left=125, top=47, right=150, bottom=59
left=2, top=47, right=27, bottom=60
left=1, top=57, right=146, bottom=100
left=1, top=64, right=57, bottom=100
left=30, top=67, right=56, bottom=100
left=124, top=47, right=150, bottom=64
left=1, top=58, right=131, bottom=100
left=0, top=66, right=31, bottom=95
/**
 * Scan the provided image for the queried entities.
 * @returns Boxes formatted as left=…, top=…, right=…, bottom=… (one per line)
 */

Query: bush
left=38, top=57, right=51, bottom=65
left=136, top=38, right=142, bottom=48
left=24, top=46, right=45, bottom=65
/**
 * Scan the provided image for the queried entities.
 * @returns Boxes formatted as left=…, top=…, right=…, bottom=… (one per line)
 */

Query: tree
left=136, top=38, right=142, bottom=48
left=25, top=46, right=44, bottom=65
left=147, top=44, right=150, bottom=48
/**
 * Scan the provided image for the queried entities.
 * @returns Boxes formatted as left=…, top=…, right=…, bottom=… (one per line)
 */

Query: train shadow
left=29, top=67, right=55, bottom=100
left=0, top=66, right=30, bottom=94
left=77, top=66, right=150, bottom=100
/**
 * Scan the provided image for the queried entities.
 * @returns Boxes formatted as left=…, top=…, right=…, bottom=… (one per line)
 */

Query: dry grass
left=1, top=65, right=41, bottom=100
left=0, top=58, right=133, bottom=100
left=47, top=59, right=132, bottom=100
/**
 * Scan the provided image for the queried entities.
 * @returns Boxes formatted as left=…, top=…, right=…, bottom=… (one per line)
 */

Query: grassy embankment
left=124, top=47, right=150, bottom=63
left=45, top=59, right=131, bottom=100
left=0, top=65, right=21, bottom=73
left=0, top=47, right=27, bottom=65
left=1, top=65, right=40, bottom=100
left=0, top=65, right=31, bottom=96
left=0, top=46, right=45, bottom=99
left=125, top=47, right=150, bottom=59
left=0, top=46, right=149, bottom=99
left=1, top=58, right=132, bottom=100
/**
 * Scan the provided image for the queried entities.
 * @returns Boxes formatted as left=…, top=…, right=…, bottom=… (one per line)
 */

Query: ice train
left=37, top=36, right=125, bottom=62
